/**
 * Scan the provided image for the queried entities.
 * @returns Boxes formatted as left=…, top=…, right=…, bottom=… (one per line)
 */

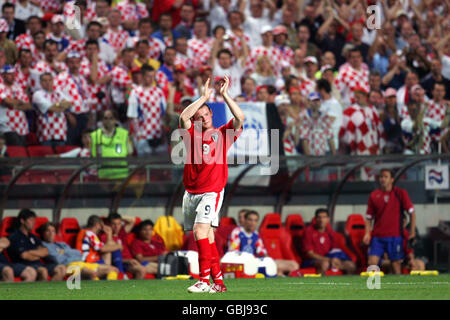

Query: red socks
left=210, top=242, right=224, bottom=285
left=196, top=238, right=211, bottom=284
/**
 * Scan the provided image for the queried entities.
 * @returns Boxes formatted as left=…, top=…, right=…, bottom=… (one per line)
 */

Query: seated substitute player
left=129, top=220, right=167, bottom=275
left=39, top=222, right=101, bottom=280
left=0, top=236, right=37, bottom=282
left=7, top=209, right=66, bottom=281
left=363, top=169, right=416, bottom=274
left=75, top=215, right=121, bottom=280
left=302, top=208, right=356, bottom=275
left=228, top=210, right=299, bottom=276
left=101, top=212, right=147, bottom=279
left=180, top=76, right=244, bottom=293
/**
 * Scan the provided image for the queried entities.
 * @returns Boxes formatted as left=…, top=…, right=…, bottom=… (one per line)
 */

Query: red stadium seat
left=285, top=214, right=306, bottom=265
left=333, top=231, right=357, bottom=264
left=32, top=216, right=49, bottom=236
left=220, top=217, right=237, bottom=226
left=0, top=216, right=16, bottom=237
left=58, top=217, right=80, bottom=248
left=345, top=214, right=368, bottom=270
left=27, top=145, right=54, bottom=157
left=54, top=145, right=78, bottom=154
left=259, top=213, right=296, bottom=261
left=259, top=213, right=284, bottom=259
left=6, top=146, right=28, bottom=157
left=31, top=217, right=48, bottom=236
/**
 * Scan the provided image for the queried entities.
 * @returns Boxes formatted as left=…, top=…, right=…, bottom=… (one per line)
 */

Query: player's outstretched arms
left=220, top=75, right=245, bottom=130
left=179, top=77, right=213, bottom=130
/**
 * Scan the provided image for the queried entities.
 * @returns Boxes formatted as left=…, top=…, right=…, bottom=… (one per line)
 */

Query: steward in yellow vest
left=91, top=110, right=133, bottom=179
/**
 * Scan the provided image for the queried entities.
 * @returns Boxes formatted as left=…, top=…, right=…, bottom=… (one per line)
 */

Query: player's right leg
left=187, top=223, right=212, bottom=293
left=183, top=191, right=212, bottom=293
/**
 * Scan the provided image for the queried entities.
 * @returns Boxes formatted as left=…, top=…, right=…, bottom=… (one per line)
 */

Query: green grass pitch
left=1, top=275, right=449, bottom=300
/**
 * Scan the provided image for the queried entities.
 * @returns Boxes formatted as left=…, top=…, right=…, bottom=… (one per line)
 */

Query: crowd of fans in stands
left=0, top=0, right=448, bottom=159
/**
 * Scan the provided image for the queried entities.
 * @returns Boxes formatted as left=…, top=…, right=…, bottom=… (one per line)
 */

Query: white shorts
left=182, top=189, right=224, bottom=231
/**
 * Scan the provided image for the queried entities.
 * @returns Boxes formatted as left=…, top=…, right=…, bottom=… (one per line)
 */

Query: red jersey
left=366, top=187, right=414, bottom=238
left=130, top=235, right=166, bottom=258
left=302, top=224, right=337, bottom=257
left=183, top=119, right=242, bottom=194
left=99, top=227, right=133, bottom=260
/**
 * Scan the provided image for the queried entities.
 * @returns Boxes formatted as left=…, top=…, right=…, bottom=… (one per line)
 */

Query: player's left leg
left=387, top=236, right=405, bottom=275
left=208, top=190, right=226, bottom=292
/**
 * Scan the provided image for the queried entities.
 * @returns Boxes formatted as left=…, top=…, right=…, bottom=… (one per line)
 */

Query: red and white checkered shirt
left=187, top=37, right=214, bottom=69
left=39, top=0, right=61, bottom=12
left=127, top=85, right=166, bottom=141
left=299, top=77, right=316, bottom=97
left=30, top=60, right=68, bottom=92
left=79, top=57, right=110, bottom=112
left=299, top=112, right=333, bottom=156
left=276, top=45, right=294, bottom=65
left=0, top=83, right=29, bottom=136
left=224, top=29, right=251, bottom=51
left=54, top=72, right=90, bottom=114
left=282, top=116, right=298, bottom=156
left=65, top=39, right=87, bottom=59
left=14, top=65, right=31, bottom=94
left=335, top=65, right=369, bottom=108
left=85, top=1, right=97, bottom=21
left=339, top=104, right=386, bottom=155
left=80, top=229, right=104, bottom=262
left=116, top=0, right=149, bottom=22
left=64, top=0, right=96, bottom=20
left=426, top=101, right=447, bottom=123
left=32, top=89, right=67, bottom=142
left=425, top=100, right=447, bottom=141
left=15, top=33, right=43, bottom=65
left=175, top=52, right=193, bottom=70
left=155, top=69, right=170, bottom=89
left=110, top=65, right=132, bottom=105
left=245, top=46, right=284, bottom=76
left=103, top=28, right=129, bottom=52
left=127, top=36, right=165, bottom=61
left=401, top=116, right=440, bottom=154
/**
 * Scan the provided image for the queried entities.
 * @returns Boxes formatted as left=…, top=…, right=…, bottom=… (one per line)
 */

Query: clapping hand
left=219, top=76, right=230, bottom=97
left=201, top=78, right=213, bottom=100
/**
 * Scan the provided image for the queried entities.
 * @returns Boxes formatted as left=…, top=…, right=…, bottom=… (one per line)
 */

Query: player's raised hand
left=201, top=77, right=213, bottom=100
left=219, top=75, right=230, bottom=97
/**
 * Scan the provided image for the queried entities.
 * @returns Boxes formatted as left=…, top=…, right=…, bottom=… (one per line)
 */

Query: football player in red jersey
left=363, top=169, right=416, bottom=274
left=179, top=76, right=244, bottom=293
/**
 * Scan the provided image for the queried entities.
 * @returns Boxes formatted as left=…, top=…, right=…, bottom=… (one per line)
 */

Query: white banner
left=425, top=165, right=449, bottom=190
left=225, top=102, right=269, bottom=157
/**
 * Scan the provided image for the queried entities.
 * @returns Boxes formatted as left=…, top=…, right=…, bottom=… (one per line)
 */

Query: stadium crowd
left=0, top=0, right=448, bottom=159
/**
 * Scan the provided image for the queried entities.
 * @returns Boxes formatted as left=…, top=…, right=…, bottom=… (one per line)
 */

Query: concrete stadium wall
left=3, top=203, right=450, bottom=235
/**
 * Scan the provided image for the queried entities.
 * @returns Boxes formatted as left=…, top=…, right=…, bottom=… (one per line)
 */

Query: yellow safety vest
left=91, top=127, right=129, bottom=180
